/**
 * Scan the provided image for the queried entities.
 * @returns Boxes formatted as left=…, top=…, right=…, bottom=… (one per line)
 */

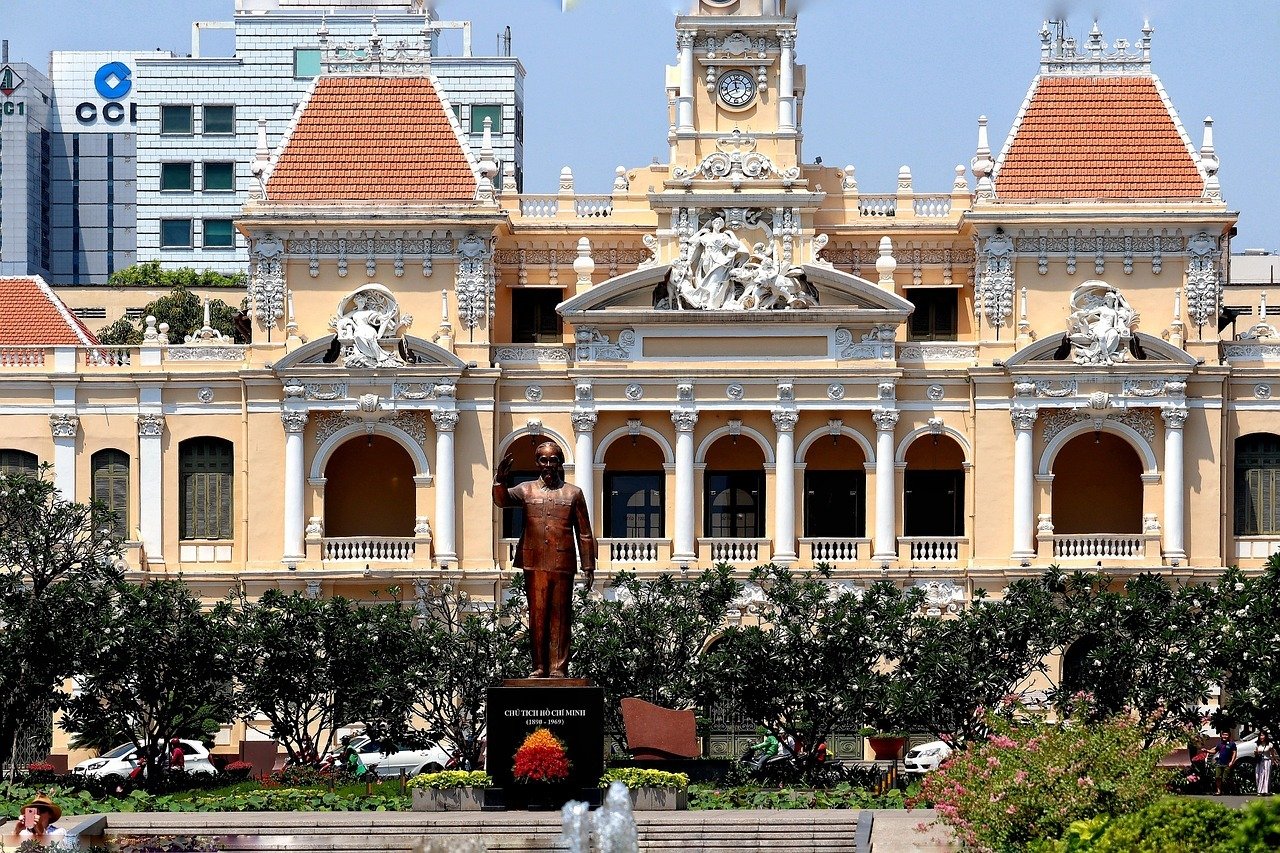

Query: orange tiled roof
left=995, top=76, right=1204, bottom=200
left=267, top=77, right=478, bottom=202
left=0, top=276, right=99, bottom=346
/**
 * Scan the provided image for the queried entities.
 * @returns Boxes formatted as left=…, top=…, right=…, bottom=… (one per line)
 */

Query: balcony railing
left=1050, top=534, right=1147, bottom=560
left=900, top=536, right=966, bottom=563
left=323, top=536, right=417, bottom=563
left=801, top=537, right=869, bottom=564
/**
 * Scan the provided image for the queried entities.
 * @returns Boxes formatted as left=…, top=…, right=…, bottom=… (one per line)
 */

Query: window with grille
left=92, top=449, right=129, bottom=541
left=0, top=450, right=39, bottom=476
left=1235, top=434, right=1280, bottom=535
left=179, top=437, right=233, bottom=540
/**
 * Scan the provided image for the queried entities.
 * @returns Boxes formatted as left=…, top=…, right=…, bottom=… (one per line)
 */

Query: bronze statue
left=493, top=440, right=597, bottom=678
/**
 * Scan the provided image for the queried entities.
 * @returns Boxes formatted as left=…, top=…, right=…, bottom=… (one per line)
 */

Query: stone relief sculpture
left=1066, top=281, right=1139, bottom=366
left=329, top=283, right=413, bottom=368
left=656, top=216, right=818, bottom=311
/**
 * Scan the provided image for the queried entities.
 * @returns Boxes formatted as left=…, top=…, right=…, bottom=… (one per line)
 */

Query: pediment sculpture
left=1066, top=281, right=1139, bottom=366
left=329, top=283, right=413, bottom=368
left=656, top=216, right=818, bottom=311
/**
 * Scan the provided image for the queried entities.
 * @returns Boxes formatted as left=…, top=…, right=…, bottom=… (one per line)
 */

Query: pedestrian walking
left=1256, top=731, right=1273, bottom=796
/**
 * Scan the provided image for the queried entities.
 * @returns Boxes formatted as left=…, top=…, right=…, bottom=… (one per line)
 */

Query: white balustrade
left=701, top=538, right=764, bottom=564
left=1052, top=535, right=1146, bottom=560
left=81, top=347, right=134, bottom=367
left=322, top=536, right=417, bottom=563
left=858, top=195, right=897, bottom=217
left=900, top=537, right=965, bottom=563
left=605, top=538, right=664, bottom=564
left=802, top=537, right=867, bottom=563
left=574, top=195, right=614, bottom=218
left=0, top=347, right=46, bottom=367
left=518, top=196, right=560, bottom=218
left=913, top=195, right=953, bottom=217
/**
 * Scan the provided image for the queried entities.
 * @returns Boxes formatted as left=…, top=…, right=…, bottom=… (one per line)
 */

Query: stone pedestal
left=487, top=683, right=605, bottom=810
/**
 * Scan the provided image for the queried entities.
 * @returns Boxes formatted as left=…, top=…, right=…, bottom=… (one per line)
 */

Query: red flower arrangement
left=512, top=728, right=571, bottom=783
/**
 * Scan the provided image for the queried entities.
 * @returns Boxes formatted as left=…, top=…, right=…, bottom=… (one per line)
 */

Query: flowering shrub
left=222, top=761, right=254, bottom=781
left=512, top=728, right=570, bottom=783
left=914, top=713, right=1172, bottom=852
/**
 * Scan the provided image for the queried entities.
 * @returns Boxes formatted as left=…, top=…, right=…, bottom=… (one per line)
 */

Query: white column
left=281, top=410, right=308, bottom=563
left=572, top=410, right=598, bottom=527
left=672, top=409, right=699, bottom=562
left=49, top=414, right=79, bottom=499
left=1011, top=406, right=1038, bottom=559
left=137, top=414, right=165, bottom=565
left=432, top=409, right=459, bottom=565
left=1162, top=405, right=1188, bottom=561
left=778, top=30, right=797, bottom=132
left=872, top=408, right=899, bottom=562
left=772, top=409, right=799, bottom=562
left=676, top=29, right=696, bottom=132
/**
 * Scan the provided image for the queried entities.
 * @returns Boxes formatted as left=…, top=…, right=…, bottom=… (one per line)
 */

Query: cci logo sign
left=94, top=62, right=131, bottom=99
left=77, top=61, right=135, bottom=125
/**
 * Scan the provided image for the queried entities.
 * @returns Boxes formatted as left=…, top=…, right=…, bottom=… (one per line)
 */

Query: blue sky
left=5, top=1, right=1277, bottom=248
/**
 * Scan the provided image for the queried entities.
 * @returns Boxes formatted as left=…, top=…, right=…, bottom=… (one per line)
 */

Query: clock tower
left=668, top=0, right=803, bottom=169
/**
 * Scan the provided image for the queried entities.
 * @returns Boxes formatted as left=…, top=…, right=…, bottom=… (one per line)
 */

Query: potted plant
left=408, top=770, right=492, bottom=811
left=511, top=728, right=572, bottom=809
left=599, top=768, right=689, bottom=810
left=860, top=726, right=907, bottom=761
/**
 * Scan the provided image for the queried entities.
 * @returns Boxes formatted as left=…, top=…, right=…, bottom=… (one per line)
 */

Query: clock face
left=717, top=70, right=756, bottom=108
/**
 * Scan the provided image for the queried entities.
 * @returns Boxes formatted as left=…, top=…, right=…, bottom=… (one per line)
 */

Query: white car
left=71, top=739, right=216, bottom=780
left=341, top=735, right=451, bottom=778
left=903, top=740, right=953, bottom=775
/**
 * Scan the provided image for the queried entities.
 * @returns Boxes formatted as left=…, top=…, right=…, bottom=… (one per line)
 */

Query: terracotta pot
left=867, top=736, right=906, bottom=761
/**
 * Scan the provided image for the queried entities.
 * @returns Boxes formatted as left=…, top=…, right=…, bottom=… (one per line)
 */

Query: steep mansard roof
left=266, top=76, right=479, bottom=202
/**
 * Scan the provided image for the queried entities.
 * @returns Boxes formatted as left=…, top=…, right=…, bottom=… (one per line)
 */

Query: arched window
left=179, top=437, right=233, bottom=540
left=91, top=449, right=130, bottom=540
left=1236, top=434, right=1280, bottom=536
left=0, top=450, right=39, bottom=476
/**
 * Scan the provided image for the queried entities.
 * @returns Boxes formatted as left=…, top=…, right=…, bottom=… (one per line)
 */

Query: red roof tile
left=995, top=76, right=1204, bottom=200
left=267, top=77, right=478, bottom=202
left=0, top=277, right=99, bottom=346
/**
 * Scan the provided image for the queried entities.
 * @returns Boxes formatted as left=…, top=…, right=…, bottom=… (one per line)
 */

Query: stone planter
left=411, top=787, right=486, bottom=812
left=628, top=788, right=688, bottom=810
left=867, top=736, right=906, bottom=761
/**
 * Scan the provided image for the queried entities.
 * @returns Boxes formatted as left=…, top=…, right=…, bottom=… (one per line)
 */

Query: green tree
left=97, top=263, right=246, bottom=345
left=572, top=567, right=739, bottom=749
left=60, top=579, right=237, bottom=785
left=0, top=467, right=123, bottom=778
left=225, top=589, right=417, bottom=765
left=1052, top=571, right=1218, bottom=746
left=1211, top=557, right=1280, bottom=734
left=897, top=575, right=1062, bottom=745
left=700, top=564, right=914, bottom=770
left=397, top=581, right=527, bottom=770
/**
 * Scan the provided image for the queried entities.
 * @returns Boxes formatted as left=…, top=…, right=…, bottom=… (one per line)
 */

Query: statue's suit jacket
left=493, top=480, right=597, bottom=575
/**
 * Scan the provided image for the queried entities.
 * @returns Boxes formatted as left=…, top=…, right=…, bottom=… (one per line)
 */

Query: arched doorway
left=1052, top=432, right=1142, bottom=534
left=603, top=435, right=665, bottom=540
left=323, top=434, right=415, bottom=537
left=903, top=435, right=965, bottom=537
left=703, top=434, right=766, bottom=539
left=804, top=435, right=866, bottom=538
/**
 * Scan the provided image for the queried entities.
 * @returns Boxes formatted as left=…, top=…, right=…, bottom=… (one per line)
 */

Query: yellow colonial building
left=5, top=0, right=1276, bottom=629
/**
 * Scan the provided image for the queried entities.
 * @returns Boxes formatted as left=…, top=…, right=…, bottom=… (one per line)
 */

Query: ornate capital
left=281, top=410, right=309, bottom=434
left=771, top=409, right=799, bottom=433
left=1010, top=405, right=1039, bottom=432
left=49, top=413, right=79, bottom=439
left=136, top=414, right=166, bottom=438
left=431, top=409, right=459, bottom=433
left=571, top=410, right=598, bottom=434
left=871, top=407, right=899, bottom=432
left=671, top=409, right=699, bottom=433
left=1161, top=405, right=1189, bottom=430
